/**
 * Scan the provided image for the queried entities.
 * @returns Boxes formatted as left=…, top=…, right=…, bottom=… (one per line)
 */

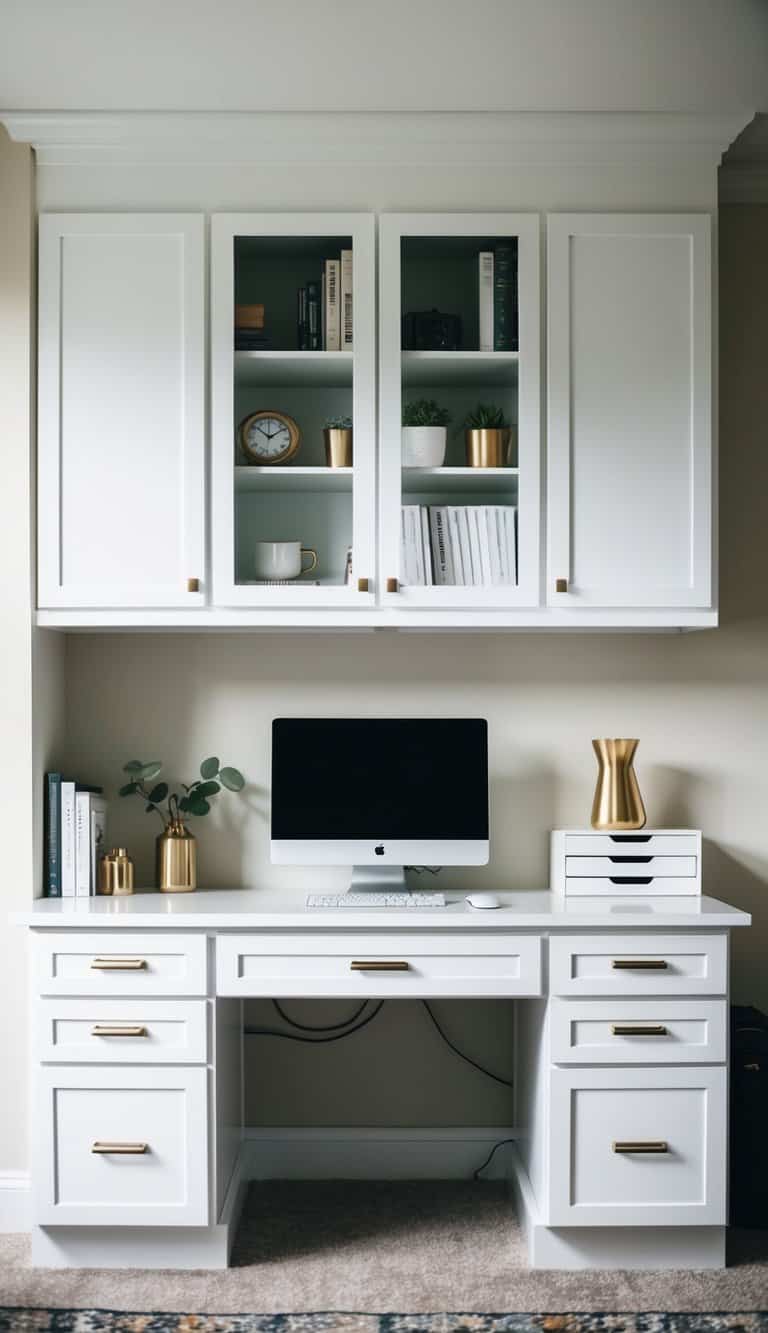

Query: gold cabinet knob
left=555, top=577, right=568, bottom=593
left=386, top=577, right=399, bottom=594
left=187, top=577, right=200, bottom=593
left=357, top=577, right=370, bottom=593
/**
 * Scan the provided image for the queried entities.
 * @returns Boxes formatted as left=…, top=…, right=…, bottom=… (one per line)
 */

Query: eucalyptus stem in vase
left=119, top=756, right=245, bottom=893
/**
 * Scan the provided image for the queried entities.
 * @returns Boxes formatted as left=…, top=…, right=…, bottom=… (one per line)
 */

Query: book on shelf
left=341, top=249, right=353, bottom=350
left=478, top=252, right=494, bottom=352
left=76, top=791, right=108, bottom=897
left=44, top=772, right=105, bottom=898
left=401, top=505, right=518, bottom=588
left=306, top=281, right=321, bottom=350
left=324, top=258, right=341, bottom=351
left=297, top=287, right=309, bottom=351
left=493, top=241, right=518, bottom=351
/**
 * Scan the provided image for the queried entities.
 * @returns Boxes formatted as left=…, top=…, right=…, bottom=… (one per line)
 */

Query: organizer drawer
left=550, top=998, right=727, bottom=1064
left=564, top=834, right=700, bottom=856
left=34, top=932, right=207, bottom=997
left=35, top=1065, right=208, bottom=1226
left=216, top=932, right=542, bottom=998
left=549, top=933, right=727, bottom=996
left=565, top=876, right=699, bottom=897
left=565, top=856, right=697, bottom=878
left=548, top=1065, right=726, bottom=1226
left=35, top=998, right=208, bottom=1064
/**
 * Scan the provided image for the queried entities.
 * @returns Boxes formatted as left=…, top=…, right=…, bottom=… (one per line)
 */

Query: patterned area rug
left=1, top=1314, right=768, bottom=1332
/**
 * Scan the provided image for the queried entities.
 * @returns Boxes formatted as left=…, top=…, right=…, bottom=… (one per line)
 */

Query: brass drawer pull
left=386, top=577, right=399, bottom=593
left=90, top=958, right=147, bottom=971
left=611, top=959, right=668, bottom=970
left=91, top=1025, right=147, bottom=1038
left=357, top=577, right=369, bottom=593
left=555, top=577, right=568, bottom=593
left=350, top=960, right=410, bottom=971
left=613, top=1140, right=668, bottom=1154
left=187, top=577, right=200, bottom=592
left=92, top=1141, right=148, bottom=1155
left=611, top=1024, right=668, bottom=1037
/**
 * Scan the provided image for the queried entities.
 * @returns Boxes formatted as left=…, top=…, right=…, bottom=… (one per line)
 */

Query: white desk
left=19, top=889, right=750, bottom=1271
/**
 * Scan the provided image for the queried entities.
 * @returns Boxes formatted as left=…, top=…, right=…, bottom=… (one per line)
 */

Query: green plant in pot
left=463, top=402, right=516, bottom=468
left=402, top=399, right=451, bottom=468
left=323, top=414, right=353, bottom=468
left=119, top=757, right=245, bottom=893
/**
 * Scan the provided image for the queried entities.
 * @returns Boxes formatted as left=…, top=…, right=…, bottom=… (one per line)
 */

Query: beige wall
left=61, top=207, right=768, bottom=1125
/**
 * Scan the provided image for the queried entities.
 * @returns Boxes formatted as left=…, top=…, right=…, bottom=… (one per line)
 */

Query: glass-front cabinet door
left=212, top=214, right=376, bottom=608
left=379, top=214, right=540, bottom=612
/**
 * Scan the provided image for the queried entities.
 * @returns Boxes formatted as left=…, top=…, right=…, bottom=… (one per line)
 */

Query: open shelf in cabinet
left=235, top=466, right=352, bottom=493
left=235, top=351, right=353, bottom=387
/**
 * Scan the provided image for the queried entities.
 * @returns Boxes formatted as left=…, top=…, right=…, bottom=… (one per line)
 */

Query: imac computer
left=271, top=717, right=489, bottom=901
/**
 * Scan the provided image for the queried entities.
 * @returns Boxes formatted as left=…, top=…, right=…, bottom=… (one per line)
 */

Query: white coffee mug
left=254, top=540, right=318, bottom=581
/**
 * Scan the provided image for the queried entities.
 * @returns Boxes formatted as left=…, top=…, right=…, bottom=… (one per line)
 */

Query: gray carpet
left=0, top=1181, right=767, bottom=1314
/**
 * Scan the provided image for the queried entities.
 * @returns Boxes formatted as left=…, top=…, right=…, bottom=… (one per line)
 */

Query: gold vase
left=591, top=738, right=647, bottom=831
left=157, top=820, right=197, bottom=893
left=465, top=427, right=517, bottom=468
left=324, top=428, right=353, bottom=468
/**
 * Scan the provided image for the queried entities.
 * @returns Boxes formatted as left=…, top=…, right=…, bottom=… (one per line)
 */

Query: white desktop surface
left=15, top=888, right=751, bottom=929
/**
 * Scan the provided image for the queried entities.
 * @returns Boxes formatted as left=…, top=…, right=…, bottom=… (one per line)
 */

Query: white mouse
left=465, top=892, right=503, bottom=910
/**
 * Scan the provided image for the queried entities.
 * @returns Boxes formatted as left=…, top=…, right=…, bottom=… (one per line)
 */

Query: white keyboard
left=306, top=892, right=446, bottom=908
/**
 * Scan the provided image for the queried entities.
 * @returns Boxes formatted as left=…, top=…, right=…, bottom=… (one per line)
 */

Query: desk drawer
left=549, top=934, right=727, bottom=997
left=35, top=999, right=208, bottom=1064
left=564, top=834, right=699, bottom=856
left=550, top=998, right=727, bottom=1064
left=35, top=1065, right=208, bottom=1226
left=216, top=933, right=542, bottom=998
left=548, top=1065, right=726, bottom=1226
left=565, top=877, right=699, bottom=897
left=565, top=856, right=697, bottom=878
left=34, top=933, right=207, bottom=997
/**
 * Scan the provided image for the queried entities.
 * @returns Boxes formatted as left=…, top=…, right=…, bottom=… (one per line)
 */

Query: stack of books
left=298, top=250, right=353, bottom=351
left=478, top=241, right=519, bottom=352
left=44, top=773, right=107, bottom=898
left=234, top=303, right=270, bottom=351
left=401, top=504, right=517, bottom=587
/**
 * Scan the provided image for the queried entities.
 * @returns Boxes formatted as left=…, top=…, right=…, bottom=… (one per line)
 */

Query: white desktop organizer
left=551, top=829, right=702, bottom=897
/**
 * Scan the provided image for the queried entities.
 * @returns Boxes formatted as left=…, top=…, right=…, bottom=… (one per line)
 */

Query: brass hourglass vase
left=590, top=738, right=646, bottom=831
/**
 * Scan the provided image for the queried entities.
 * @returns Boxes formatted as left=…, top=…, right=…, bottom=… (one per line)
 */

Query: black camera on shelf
left=401, top=308, right=463, bottom=351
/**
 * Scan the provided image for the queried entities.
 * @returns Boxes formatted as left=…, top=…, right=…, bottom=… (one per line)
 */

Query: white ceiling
left=0, top=0, right=766, bottom=114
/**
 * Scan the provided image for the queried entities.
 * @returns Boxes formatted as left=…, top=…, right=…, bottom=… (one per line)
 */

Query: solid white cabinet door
left=547, top=214, right=712, bottom=608
left=38, top=214, right=205, bottom=608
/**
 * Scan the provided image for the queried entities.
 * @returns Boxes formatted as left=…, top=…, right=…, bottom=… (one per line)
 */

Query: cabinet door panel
left=38, top=214, right=205, bottom=608
left=547, top=214, right=711, bottom=608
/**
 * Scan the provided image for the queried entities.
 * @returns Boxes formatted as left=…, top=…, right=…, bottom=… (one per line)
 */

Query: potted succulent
left=402, top=399, right=451, bottom=468
left=119, top=756, right=245, bottom=893
left=323, top=414, right=353, bottom=468
left=463, top=403, right=517, bottom=468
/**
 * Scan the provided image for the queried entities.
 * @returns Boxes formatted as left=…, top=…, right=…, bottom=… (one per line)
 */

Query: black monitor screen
left=271, top=718, right=488, bottom=840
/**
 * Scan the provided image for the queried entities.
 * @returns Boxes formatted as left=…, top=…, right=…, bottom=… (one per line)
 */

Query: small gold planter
left=157, top=820, right=197, bottom=893
left=324, top=428, right=353, bottom=468
left=465, top=427, right=517, bottom=468
left=591, top=738, right=647, bottom=831
left=97, top=847, right=134, bottom=896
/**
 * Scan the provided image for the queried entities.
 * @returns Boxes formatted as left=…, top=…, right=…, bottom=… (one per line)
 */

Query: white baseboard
left=0, top=1171, right=31, bottom=1233
left=244, top=1126, right=517, bottom=1181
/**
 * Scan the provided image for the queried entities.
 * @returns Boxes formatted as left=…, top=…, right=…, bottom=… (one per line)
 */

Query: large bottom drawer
left=35, top=1065, right=208, bottom=1226
left=547, top=1065, right=726, bottom=1226
left=216, top=933, right=542, bottom=997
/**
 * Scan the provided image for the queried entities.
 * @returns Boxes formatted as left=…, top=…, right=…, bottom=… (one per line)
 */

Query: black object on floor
left=731, top=1004, right=768, bottom=1227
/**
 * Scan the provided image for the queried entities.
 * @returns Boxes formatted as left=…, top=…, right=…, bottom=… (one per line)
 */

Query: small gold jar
left=98, top=847, right=135, bottom=895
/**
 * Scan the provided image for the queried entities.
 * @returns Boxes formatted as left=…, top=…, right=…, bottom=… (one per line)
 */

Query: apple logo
left=374, top=844, right=385, bottom=856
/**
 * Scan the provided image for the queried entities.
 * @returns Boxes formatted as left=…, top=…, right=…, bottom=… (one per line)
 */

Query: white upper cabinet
left=210, top=214, right=376, bottom=608
left=38, top=214, right=205, bottom=608
left=379, top=214, right=541, bottom=611
left=547, top=214, right=712, bottom=609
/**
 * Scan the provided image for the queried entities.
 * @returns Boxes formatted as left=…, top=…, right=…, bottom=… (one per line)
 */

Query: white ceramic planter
left=402, top=426, right=447, bottom=468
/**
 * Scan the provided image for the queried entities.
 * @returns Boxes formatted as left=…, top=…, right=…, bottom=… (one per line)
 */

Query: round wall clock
left=238, top=410, right=301, bottom=465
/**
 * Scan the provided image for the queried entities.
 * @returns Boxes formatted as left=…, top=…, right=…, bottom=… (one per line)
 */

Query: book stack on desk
left=44, top=772, right=107, bottom=898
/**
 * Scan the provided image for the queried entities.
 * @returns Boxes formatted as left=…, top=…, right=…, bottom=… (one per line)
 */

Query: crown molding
left=0, top=110, right=752, bottom=168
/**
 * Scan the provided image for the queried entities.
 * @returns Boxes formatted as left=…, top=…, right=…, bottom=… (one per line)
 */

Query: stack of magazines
left=401, top=504, right=517, bottom=587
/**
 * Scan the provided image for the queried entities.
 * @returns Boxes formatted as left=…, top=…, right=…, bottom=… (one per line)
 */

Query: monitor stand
left=348, top=864, right=407, bottom=894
